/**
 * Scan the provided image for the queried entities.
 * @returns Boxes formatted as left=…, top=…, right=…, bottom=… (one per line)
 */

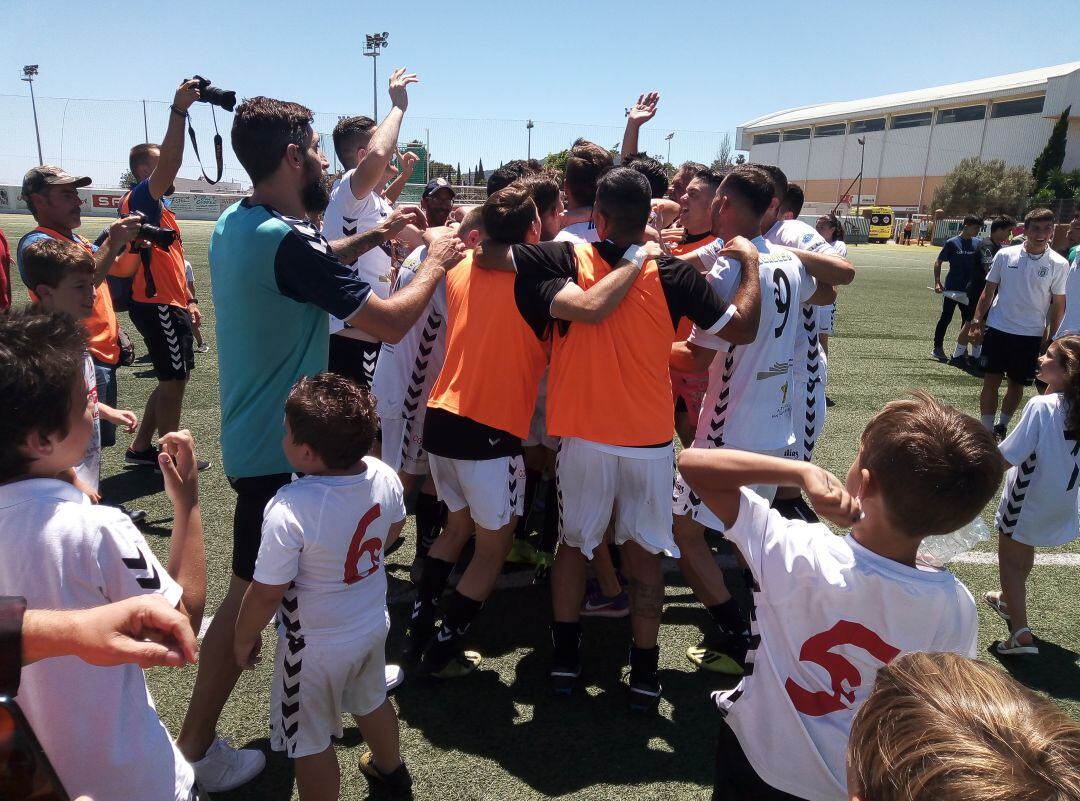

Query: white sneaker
left=190, top=735, right=266, bottom=792
left=385, top=663, right=405, bottom=691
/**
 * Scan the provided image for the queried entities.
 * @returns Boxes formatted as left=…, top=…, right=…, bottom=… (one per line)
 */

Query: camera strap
left=186, top=106, right=224, bottom=185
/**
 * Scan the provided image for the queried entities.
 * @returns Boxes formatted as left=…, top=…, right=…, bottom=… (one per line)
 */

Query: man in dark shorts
left=932, top=215, right=982, bottom=362
left=965, top=216, right=1014, bottom=365
left=970, top=208, right=1069, bottom=440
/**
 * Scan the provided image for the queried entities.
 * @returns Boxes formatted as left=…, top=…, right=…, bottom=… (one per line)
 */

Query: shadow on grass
left=209, top=738, right=294, bottom=801
left=990, top=639, right=1080, bottom=701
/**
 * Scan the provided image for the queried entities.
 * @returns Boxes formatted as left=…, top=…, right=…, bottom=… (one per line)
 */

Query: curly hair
left=284, top=373, right=379, bottom=469
left=1052, top=335, right=1080, bottom=436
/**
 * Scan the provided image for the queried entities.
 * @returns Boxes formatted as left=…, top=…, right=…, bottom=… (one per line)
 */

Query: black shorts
left=328, top=333, right=380, bottom=389
left=128, top=302, right=195, bottom=381
left=228, top=473, right=292, bottom=581
left=982, top=327, right=1042, bottom=385
left=713, top=720, right=808, bottom=801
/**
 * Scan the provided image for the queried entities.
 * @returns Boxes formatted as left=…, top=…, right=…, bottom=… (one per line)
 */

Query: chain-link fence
left=0, top=92, right=734, bottom=191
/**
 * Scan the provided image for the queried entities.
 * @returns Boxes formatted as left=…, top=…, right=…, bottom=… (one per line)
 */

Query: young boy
left=234, top=373, right=411, bottom=800
left=0, top=310, right=205, bottom=801
left=22, top=238, right=139, bottom=501
left=679, top=391, right=1004, bottom=801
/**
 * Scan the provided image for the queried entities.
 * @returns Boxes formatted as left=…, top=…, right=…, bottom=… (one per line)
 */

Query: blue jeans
left=93, top=360, right=118, bottom=447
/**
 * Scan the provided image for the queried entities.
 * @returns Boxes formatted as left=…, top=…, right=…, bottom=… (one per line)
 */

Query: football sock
left=551, top=621, right=582, bottom=668
left=414, top=556, right=455, bottom=625
left=999, top=412, right=1012, bottom=428
left=515, top=467, right=541, bottom=540
left=628, top=644, right=660, bottom=684
left=981, top=414, right=995, bottom=431
left=414, top=492, right=444, bottom=561
left=707, top=598, right=748, bottom=637
left=953, top=343, right=967, bottom=359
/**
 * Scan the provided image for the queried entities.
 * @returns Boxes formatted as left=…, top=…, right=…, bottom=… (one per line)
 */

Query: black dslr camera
left=127, top=210, right=177, bottom=250
left=190, top=75, right=236, bottom=112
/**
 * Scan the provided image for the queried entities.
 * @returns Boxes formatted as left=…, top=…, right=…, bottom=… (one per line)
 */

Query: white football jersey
left=689, top=236, right=815, bottom=453
left=997, top=392, right=1080, bottom=547
left=715, top=489, right=979, bottom=801
left=764, top=219, right=837, bottom=382
left=1054, top=255, right=1080, bottom=339
left=554, top=219, right=600, bottom=244
left=0, top=479, right=192, bottom=801
left=253, top=460, right=406, bottom=644
left=322, top=173, right=394, bottom=336
left=372, top=246, right=448, bottom=418
left=985, top=244, right=1069, bottom=338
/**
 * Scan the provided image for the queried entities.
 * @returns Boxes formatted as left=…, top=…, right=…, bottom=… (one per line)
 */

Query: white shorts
left=379, top=412, right=429, bottom=475
left=672, top=445, right=784, bottom=531
left=556, top=437, right=678, bottom=558
left=523, top=375, right=559, bottom=450
left=429, top=453, right=525, bottom=531
left=789, top=370, right=827, bottom=463
left=817, top=303, right=836, bottom=334
left=269, top=621, right=388, bottom=759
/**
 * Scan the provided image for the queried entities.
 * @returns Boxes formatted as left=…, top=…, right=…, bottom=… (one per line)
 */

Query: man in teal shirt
left=176, top=93, right=461, bottom=792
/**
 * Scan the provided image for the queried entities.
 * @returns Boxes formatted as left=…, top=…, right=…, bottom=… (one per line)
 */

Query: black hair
left=487, top=159, right=541, bottom=196
left=594, top=167, right=652, bottom=234
left=232, top=97, right=315, bottom=185
left=623, top=152, right=669, bottom=199
left=720, top=165, right=776, bottom=218
left=963, top=215, right=984, bottom=228
left=331, top=116, right=376, bottom=164
left=482, top=183, right=538, bottom=244
left=990, top=215, right=1015, bottom=234
left=754, top=164, right=789, bottom=200
left=779, top=184, right=805, bottom=218
left=564, top=139, right=614, bottom=207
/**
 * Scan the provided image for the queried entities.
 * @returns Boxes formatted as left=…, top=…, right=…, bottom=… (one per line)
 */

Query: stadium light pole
left=526, top=119, right=534, bottom=161
left=857, top=136, right=866, bottom=211
left=364, top=32, right=389, bottom=122
left=22, top=65, right=43, bottom=165
left=665, top=131, right=674, bottom=165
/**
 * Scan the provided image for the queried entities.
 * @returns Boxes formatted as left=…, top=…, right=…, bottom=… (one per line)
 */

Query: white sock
left=999, top=412, right=1012, bottom=428
left=972, top=344, right=982, bottom=358
left=953, top=343, right=967, bottom=359
left=981, top=415, right=995, bottom=430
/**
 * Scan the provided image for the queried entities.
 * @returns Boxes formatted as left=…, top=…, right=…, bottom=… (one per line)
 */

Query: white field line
left=196, top=550, right=1080, bottom=639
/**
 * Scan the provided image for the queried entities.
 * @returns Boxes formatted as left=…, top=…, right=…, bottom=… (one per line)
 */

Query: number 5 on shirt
left=343, top=504, right=383, bottom=585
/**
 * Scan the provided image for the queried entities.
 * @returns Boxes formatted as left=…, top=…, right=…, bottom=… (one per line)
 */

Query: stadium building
left=737, top=62, right=1080, bottom=213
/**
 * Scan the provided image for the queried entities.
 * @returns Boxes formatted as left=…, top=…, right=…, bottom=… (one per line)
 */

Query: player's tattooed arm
left=329, top=205, right=426, bottom=265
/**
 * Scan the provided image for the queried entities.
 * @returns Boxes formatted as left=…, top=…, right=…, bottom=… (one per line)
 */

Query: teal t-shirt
left=209, top=201, right=371, bottom=477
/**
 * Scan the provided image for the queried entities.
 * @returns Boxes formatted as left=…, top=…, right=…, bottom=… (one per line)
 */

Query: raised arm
left=157, top=430, right=206, bottom=636
left=349, top=68, right=418, bottom=200
left=328, top=205, right=425, bottom=265
left=621, top=92, right=659, bottom=162
left=346, top=235, right=463, bottom=343
left=383, top=149, right=418, bottom=204
left=149, top=80, right=201, bottom=201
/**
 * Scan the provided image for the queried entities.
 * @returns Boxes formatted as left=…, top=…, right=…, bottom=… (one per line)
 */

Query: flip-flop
left=984, top=591, right=1011, bottom=626
left=995, top=626, right=1039, bottom=656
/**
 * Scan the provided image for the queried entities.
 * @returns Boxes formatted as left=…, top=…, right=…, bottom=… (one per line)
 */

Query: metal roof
left=739, top=62, right=1080, bottom=131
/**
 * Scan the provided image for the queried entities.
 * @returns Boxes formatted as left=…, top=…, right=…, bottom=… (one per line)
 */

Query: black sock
left=539, top=479, right=559, bottom=554
left=424, top=591, right=484, bottom=669
left=550, top=621, right=582, bottom=668
left=414, top=556, right=454, bottom=621
left=415, top=492, right=444, bottom=560
left=628, top=644, right=660, bottom=683
left=515, top=467, right=541, bottom=540
left=707, top=599, right=748, bottom=637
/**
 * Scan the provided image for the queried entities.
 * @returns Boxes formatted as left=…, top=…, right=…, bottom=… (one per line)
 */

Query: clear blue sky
left=3, top=0, right=1079, bottom=187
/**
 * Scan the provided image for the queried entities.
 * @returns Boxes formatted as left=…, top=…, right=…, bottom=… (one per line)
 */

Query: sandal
left=984, top=591, right=1011, bottom=626
left=994, top=627, right=1039, bottom=656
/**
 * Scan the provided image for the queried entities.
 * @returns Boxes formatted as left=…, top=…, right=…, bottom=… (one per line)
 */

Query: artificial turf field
left=5, top=212, right=1080, bottom=800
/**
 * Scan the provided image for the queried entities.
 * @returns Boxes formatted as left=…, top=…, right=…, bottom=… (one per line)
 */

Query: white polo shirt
left=986, top=244, right=1069, bottom=337
left=0, top=479, right=192, bottom=801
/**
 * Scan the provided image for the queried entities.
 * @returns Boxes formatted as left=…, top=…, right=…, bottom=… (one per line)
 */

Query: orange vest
left=119, top=192, right=189, bottom=307
left=670, top=234, right=716, bottom=345
left=427, top=253, right=547, bottom=439
left=31, top=226, right=120, bottom=365
left=547, top=243, right=676, bottom=445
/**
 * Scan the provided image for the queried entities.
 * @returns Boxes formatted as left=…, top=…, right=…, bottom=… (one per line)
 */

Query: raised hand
left=388, top=67, right=419, bottom=112
left=627, top=91, right=660, bottom=126
left=397, top=149, right=419, bottom=174
left=173, top=78, right=202, bottom=113
left=158, top=429, right=199, bottom=511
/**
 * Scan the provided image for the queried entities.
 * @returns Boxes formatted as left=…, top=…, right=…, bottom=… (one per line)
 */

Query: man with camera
left=119, top=78, right=209, bottom=470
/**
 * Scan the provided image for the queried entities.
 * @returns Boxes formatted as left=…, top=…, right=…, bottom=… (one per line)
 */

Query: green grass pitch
left=3, top=213, right=1078, bottom=800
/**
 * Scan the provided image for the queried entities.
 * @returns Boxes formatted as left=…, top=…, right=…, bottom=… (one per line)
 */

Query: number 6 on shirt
left=343, top=504, right=383, bottom=585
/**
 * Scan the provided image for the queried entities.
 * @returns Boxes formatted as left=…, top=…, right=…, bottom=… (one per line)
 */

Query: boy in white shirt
left=679, top=391, right=1004, bottom=801
left=0, top=310, right=205, bottom=801
left=234, top=373, right=411, bottom=800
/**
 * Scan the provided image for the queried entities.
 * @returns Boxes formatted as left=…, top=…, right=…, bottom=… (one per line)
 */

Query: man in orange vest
left=118, top=79, right=209, bottom=470
left=476, top=168, right=762, bottom=708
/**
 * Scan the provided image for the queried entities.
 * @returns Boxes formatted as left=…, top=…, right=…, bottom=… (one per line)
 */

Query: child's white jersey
left=713, top=489, right=978, bottom=801
left=688, top=236, right=815, bottom=453
left=997, top=392, right=1080, bottom=547
left=372, top=245, right=448, bottom=419
left=253, top=460, right=406, bottom=644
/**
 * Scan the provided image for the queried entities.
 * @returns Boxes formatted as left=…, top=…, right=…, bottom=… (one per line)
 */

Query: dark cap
left=21, top=165, right=92, bottom=199
left=422, top=177, right=456, bottom=199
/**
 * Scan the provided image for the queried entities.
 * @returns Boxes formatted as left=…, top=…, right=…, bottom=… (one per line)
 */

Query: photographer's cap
left=423, top=177, right=455, bottom=199
left=21, top=165, right=92, bottom=198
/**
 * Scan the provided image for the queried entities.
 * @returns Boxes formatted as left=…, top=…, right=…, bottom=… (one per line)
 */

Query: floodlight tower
left=22, top=65, right=43, bottom=165
left=364, top=32, right=389, bottom=121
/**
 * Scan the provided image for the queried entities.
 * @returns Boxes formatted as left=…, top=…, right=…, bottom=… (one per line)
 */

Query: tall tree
left=1032, top=106, right=1070, bottom=188
left=456, top=162, right=462, bottom=185
left=711, top=132, right=733, bottom=172
left=477, top=158, right=485, bottom=186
